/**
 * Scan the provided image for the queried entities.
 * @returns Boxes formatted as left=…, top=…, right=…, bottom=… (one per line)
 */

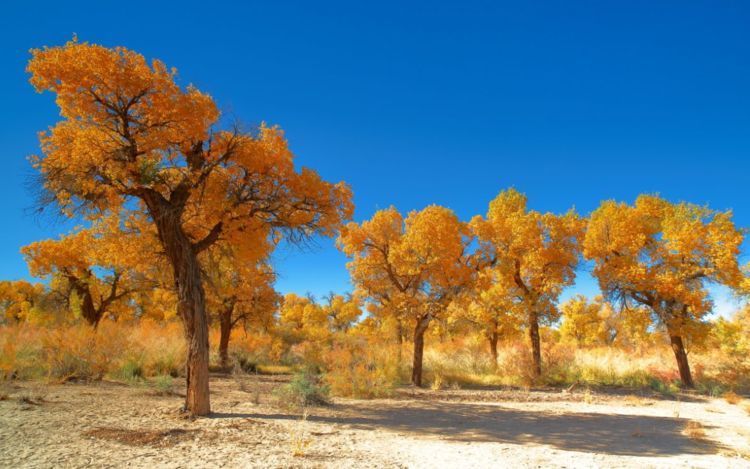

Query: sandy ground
left=1, top=374, right=749, bottom=468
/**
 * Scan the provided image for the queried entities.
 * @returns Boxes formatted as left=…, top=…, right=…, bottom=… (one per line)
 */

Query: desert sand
left=1, top=374, right=749, bottom=468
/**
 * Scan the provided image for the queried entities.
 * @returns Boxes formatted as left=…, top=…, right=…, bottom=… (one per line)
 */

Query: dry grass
left=623, top=395, right=652, bottom=407
left=257, top=365, right=292, bottom=375
left=288, top=410, right=311, bottom=457
left=83, top=427, right=196, bottom=447
left=682, top=420, right=707, bottom=440
left=723, top=391, right=742, bottom=405
left=3, top=322, right=750, bottom=400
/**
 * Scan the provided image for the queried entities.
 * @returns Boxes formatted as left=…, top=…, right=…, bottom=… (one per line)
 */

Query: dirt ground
left=1, top=374, right=749, bottom=468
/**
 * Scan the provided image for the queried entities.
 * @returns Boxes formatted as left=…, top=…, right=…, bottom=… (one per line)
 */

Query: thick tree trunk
left=669, top=334, right=694, bottom=388
left=528, top=311, right=542, bottom=378
left=411, top=314, right=431, bottom=387
left=146, top=196, right=211, bottom=416
left=71, top=282, right=102, bottom=328
left=176, top=259, right=211, bottom=415
left=488, top=331, right=499, bottom=370
left=218, top=306, right=233, bottom=369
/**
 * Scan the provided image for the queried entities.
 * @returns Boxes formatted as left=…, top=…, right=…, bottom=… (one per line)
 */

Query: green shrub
left=117, top=355, right=145, bottom=381
left=232, top=351, right=258, bottom=373
left=151, top=374, right=174, bottom=395
left=274, top=369, right=329, bottom=408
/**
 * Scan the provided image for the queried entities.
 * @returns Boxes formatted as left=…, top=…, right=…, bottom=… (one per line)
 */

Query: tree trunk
left=488, top=330, right=499, bottom=370
left=218, top=306, right=233, bottom=369
left=528, top=311, right=542, bottom=378
left=70, top=281, right=102, bottom=328
left=146, top=196, right=211, bottom=416
left=411, top=314, right=431, bottom=387
left=669, top=334, right=694, bottom=388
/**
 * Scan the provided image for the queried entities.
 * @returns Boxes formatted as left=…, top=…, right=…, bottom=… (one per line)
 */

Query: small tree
left=338, top=205, right=473, bottom=386
left=584, top=195, right=744, bottom=388
left=203, top=246, right=279, bottom=368
left=0, top=281, right=45, bottom=324
left=322, top=293, right=362, bottom=333
left=22, top=216, right=152, bottom=328
left=458, top=271, right=521, bottom=367
left=471, top=189, right=584, bottom=378
left=559, top=295, right=607, bottom=347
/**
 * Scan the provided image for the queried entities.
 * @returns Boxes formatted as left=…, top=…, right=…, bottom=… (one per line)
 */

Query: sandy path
left=1, top=375, right=749, bottom=468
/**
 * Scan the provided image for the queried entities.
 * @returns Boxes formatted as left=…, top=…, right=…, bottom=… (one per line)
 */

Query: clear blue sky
left=1, top=1, right=748, bottom=315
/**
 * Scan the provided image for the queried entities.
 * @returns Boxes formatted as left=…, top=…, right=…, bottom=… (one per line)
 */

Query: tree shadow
left=238, top=401, right=721, bottom=457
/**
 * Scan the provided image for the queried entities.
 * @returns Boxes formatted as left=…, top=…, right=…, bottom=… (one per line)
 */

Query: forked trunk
left=669, top=334, right=694, bottom=388
left=68, top=277, right=101, bottom=328
left=411, top=314, right=431, bottom=387
left=528, top=311, right=542, bottom=378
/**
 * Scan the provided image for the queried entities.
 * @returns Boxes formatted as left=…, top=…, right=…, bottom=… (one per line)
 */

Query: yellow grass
left=683, top=420, right=707, bottom=440
left=2, top=321, right=750, bottom=398
left=723, top=391, right=742, bottom=405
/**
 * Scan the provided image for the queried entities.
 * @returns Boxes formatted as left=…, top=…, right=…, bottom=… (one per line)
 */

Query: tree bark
left=411, top=314, right=431, bottom=387
left=528, top=311, right=542, bottom=378
left=218, top=304, right=233, bottom=369
left=488, top=330, right=499, bottom=370
left=669, top=334, right=694, bottom=388
left=145, top=195, right=211, bottom=416
left=69, top=279, right=102, bottom=328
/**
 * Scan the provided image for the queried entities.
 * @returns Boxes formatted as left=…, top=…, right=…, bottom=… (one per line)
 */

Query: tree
left=584, top=195, right=744, bottom=387
left=338, top=205, right=474, bottom=386
left=203, top=247, right=279, bottom=368
left=322, top=293, right=361, bottom=333
left=0, top=281, right=45, bottom=323
left=471, top=189, right=584, bottom=378
left=279, top=293, right=332, bottom=340
left=457, top=271, right=521, bottom=367
left=559, top=295, right=607, bottom=347
left=27, top=40, right=352, bottom=414
left=22, top=216, right=153, bottom=328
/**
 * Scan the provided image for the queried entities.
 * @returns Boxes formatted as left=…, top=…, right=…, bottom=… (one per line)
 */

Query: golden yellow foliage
left=471, top=189, right=585, bottom=376
left=584, top=194, right=745, bottom=387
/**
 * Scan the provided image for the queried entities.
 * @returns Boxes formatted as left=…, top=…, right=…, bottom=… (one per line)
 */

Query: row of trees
left=338, top=190, right=746, bottom=389
left=9, top=40, right=747, bottom=414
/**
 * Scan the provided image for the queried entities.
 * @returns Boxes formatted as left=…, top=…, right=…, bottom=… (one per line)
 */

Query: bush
left=232, top=351, right=258, bottom=373
left=117, top=354, right=145, bottom=381
left=322, top=339, right=400, bottom=398
left=151, top=375, right=175, bottom=395
left=42, top=324, right=126, bottom=381
left=274, top=369, right=329, bottom=408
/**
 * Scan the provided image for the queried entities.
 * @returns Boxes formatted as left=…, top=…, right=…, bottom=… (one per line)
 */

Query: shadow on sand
left=215, top=400, right=720, bottom=457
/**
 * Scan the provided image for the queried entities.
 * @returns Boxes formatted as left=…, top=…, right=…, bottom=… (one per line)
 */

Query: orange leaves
left=472, top=189, right=584, bottom=314
left=338, top=205, right=473, bottom=326
left=584, top=194, right=745, bottom=345
left=28, top=40, right=352, bottom=257
left=28, top=40, right=218, bottom=144
left=0, top=281, right=43, bottom=323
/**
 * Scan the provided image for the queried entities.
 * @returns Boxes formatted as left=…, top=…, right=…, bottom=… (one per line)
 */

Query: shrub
left=231, top=351, right=258, bottom=373
left=151, top=375, right=175, bottom=395
left=42, top=324, right=126, bottom=381
left=723, top=391, right=742, bottom=405
left=274, top=369, right=329, bottom=408
left=322, top=340, right=400, bottom=398
left=117, top=354, right=145, bottom=381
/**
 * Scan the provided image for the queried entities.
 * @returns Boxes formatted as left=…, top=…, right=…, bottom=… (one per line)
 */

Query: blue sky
left=1, top=1, right=748, bottom=316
